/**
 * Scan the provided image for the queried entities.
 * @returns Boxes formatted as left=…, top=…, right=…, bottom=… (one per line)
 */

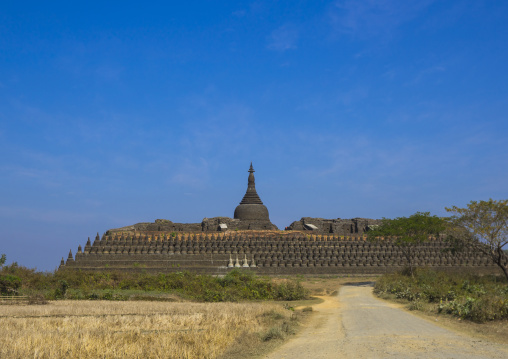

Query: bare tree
left=446, top=199, right=508, bottom=282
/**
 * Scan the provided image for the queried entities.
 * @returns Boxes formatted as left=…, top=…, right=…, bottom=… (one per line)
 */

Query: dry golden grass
left=0, top=300, right=292, bottom=359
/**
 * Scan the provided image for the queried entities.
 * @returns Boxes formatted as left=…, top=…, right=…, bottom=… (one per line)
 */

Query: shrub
left=88, top=293, right=100, bottom=300
left=275, top=280, right=308, bottom=301
left=408, top=300, right=424, bottom=311
left=376, top=268, right=508, bottom=322
left=262, top=309, right=284, bottom=320
left=0, top=274, right=22, bottom=295
left=53, top=280, right=70, bottom=299
left=27, top=294, right=48, bottom=305
left=261, top=327, right=285, bottom=341
left=439, top=296, right=508, bottom=323
left=1, top=265, right=309, bottom=302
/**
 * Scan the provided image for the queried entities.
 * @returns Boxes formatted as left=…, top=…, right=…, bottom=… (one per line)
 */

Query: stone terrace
left=61, top=231, right=497, bottom=275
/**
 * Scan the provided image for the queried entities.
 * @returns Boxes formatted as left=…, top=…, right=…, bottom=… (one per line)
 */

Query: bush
left=438, top=295, right=508, bottom=323
left=408, top=300, right=424, bottom=311
left=28, top=294, right=48, bottom=305
left=88, top=293, right=100, bottom=300
left=0, top=274, right=22, bottom=295
left=0, top=265, right=309, bottom=302
left=261, top=326, right=285, bottom=341
left=375, top=268, right=508, bottom=323
left=260, top=313, right=297, bottom=342
left=275, top=281, right=308, bottom=301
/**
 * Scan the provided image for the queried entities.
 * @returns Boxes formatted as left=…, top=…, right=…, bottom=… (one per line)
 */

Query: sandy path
left=264, top=283, right=508, bottom=359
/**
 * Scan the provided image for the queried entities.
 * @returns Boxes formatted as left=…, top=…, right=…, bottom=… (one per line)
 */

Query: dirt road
left=264, top=283, right=508, bottom=359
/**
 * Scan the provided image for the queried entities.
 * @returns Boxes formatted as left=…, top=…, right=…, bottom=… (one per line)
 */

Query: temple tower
left=234, top=163, right=277, bottom=229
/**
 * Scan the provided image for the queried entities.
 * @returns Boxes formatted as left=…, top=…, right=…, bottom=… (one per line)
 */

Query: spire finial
left=249, top=162, right=254, bottom=173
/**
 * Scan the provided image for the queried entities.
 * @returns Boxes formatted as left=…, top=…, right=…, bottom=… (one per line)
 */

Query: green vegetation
left=0, top=274, right=22, bottom=295
left=0, top=263, right=308, bottom=302
left=368, top=212, right=446, bottom=276
left=375, top=268, right=508, bottom=323
left=0, top=255, right=23, bottom=295
left=446, top=199, right=508, bottom=282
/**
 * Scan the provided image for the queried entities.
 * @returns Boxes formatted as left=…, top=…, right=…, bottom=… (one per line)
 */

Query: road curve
left=264, top=283, right=508, bottom=359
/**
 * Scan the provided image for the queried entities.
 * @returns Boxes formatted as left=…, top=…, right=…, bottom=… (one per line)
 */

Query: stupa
left=234, top=163, right=277, bottom=230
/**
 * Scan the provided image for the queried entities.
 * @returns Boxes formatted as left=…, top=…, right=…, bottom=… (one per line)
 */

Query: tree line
left=367, top=199, right=508, bottom=281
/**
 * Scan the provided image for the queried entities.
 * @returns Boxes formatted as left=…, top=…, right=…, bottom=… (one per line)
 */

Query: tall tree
left=446, top=199, right=508, bottom=282
left=367, top=212, right=445, bottom=276
left=0, top=254, right=5, bottom=268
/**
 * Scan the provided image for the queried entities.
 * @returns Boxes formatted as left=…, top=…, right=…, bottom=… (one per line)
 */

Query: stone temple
left=59, top=164, right=497, bottom=275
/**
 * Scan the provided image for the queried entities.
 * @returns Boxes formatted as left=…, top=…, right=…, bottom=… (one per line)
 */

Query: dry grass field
left=0, top=300, right=297, bottom=359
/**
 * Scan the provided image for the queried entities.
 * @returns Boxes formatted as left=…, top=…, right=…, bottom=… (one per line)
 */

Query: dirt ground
left=263, top=282, right=508, bottom=359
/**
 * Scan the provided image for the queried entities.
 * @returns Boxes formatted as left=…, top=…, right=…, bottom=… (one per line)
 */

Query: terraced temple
left=59, top=163, right=497, bottom=275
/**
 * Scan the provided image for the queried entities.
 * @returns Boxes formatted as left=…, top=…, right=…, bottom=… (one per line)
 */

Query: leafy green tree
left=367, top=212, right=446, bottom=276
left=0, top=254, right=6, bottom=268
left=446, top=199, right=508, bottom=282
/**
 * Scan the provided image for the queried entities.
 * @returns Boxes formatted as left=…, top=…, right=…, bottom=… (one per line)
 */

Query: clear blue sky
left=1, top=1, right=507, bottom=271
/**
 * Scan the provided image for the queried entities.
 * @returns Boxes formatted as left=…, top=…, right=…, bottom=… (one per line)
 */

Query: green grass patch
left=375, top=268, right=508, bottom=323
left=0, top=263, right=309, bottom=302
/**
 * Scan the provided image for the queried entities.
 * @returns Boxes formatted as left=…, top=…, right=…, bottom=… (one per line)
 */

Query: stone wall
left=107, top=216, right=278, bottom=234
left=287, top=217, right=382, bottom=235
left=201, top=217, right=242, bottom=231
left=61, top=231, right=500, bottom=275
left=107, top=217, right=377, bottom=235
left=107, top=219, right=202, bottom=234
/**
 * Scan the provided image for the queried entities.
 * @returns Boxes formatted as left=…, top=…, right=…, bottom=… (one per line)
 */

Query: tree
left=446, top=199, right=508, bottom=282
left=0, top=254, right=5, bottom=268
left=367, top=212, right=446, bottom=276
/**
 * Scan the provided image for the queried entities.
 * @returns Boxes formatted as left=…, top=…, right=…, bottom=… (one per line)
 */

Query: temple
left=58, top=164, right=497, bottom=275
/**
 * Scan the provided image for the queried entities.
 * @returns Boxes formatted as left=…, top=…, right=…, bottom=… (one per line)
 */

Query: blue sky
left=1, top=1, right=507, bottom=271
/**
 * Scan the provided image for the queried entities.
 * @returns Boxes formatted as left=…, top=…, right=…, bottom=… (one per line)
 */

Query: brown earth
left=263, top=283, right=508, bottom=359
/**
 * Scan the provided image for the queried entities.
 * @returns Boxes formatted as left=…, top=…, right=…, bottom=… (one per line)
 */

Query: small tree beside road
left=446, top=199, right=508, bottom=282
left=367, top=212, right=446, bottom=276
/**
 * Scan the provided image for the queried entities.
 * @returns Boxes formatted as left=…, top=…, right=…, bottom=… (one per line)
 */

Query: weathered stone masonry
left=61, top=231, right=497, bottom=275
